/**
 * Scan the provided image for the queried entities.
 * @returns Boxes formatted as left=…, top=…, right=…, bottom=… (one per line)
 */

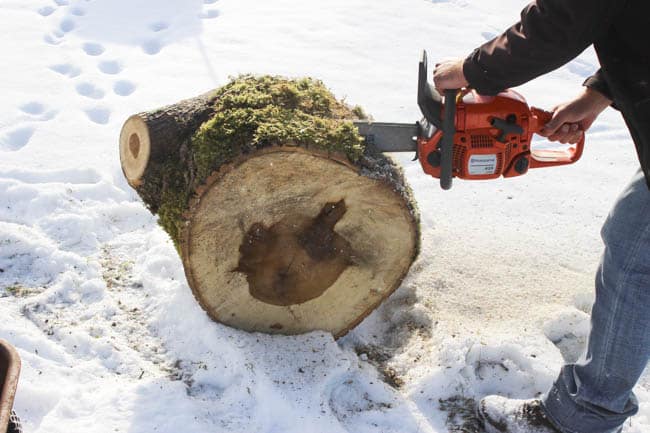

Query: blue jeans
left=542, top=170, right=650, bottom=433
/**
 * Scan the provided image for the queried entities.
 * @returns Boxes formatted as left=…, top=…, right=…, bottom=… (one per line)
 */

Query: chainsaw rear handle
left=529, top=107, right=585, bottom=168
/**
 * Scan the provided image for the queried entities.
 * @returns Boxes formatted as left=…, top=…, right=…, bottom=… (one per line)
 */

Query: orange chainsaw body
left=418, top=89, right=584, bottom=181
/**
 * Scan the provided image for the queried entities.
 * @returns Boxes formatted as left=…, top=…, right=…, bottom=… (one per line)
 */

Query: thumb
left=539, top=108, right=566, bottom=136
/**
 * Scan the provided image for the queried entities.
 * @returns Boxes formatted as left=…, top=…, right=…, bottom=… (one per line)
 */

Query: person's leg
left=542, top=169, right=650, bottom=433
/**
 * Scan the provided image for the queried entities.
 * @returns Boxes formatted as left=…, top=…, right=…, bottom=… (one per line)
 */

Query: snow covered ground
left=0, top=0, right=648, bottom=432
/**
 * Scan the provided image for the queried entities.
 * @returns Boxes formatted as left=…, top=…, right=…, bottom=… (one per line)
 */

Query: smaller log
left=119, top=90, right=219, bottom=187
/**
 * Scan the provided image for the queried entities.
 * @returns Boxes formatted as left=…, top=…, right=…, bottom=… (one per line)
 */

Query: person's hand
left=433, top=59, right=468, bottom=91
left=539, top=88, right=612, bottom=144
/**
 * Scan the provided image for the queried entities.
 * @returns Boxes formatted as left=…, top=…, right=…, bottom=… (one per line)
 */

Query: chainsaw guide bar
left=352, top=121, right=419, bottom=153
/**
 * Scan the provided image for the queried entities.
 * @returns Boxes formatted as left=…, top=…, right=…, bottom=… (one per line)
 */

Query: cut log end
left=119, top=115, right=151, bottom=187
left=181, top=147, right=418, bottom=338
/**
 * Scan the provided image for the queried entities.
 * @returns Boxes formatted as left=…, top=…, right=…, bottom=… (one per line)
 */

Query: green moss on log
left=191, top=76, right=366, bottom=180
left=156, top=75, right=368, bottom=248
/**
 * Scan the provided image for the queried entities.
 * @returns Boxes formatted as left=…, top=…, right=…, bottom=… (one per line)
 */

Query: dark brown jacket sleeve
left=583, top=69, right=613, bottom=101
left=463, top=0, right=625, bottom=95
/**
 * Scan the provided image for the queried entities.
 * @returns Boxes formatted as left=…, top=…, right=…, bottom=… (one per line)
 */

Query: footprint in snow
left=49, top=63, right=81, bottom=77
left=19, top=102, right=59, bottom=121
left=38, top=6, right=56, bottom=16
left=143, top=18, right=177, bottom=54
left=148, top=21, right=169, bottom=32
left=327, top=373, right=399, bottom=427
left=76, top=82, right=105, bottom=99
left=82, top=42, right=105, bottom=56
left=0, top=126, right=36, bottom=151
left=43, top=33, right=63, bottom=45
left=59, top=18, right=75, bottom=33
left=84, top=107, right=111, bottom=125
left=142, top=39, right=162, bottom=55
left=19, top=102, right=46, bottom=116
left=199, top=9, right=220, bottom=19
left=70, top=6, right=85, bottom=16
left=98, top=60, right=123, bottom=75
left=37, top=0, right=69, bottom=17
left=113, top=80, right=136, bottom=97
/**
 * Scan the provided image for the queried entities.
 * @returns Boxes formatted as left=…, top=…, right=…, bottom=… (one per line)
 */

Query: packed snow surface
left=1, top=0, right=648, bottom=432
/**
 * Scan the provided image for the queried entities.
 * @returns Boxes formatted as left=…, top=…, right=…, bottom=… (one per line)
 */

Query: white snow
left=0, top=0, right=648, bottom=432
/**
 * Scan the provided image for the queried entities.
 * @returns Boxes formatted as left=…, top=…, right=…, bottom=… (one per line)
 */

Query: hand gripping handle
left=529, top=108, right=585, bottom=169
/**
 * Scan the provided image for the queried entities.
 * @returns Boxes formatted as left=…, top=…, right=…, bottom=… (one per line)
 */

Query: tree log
left=119, top=75, right=420, bottom=337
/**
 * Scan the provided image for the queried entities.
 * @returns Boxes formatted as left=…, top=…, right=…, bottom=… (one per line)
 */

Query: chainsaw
left=354, top=51, right=585, bottom=190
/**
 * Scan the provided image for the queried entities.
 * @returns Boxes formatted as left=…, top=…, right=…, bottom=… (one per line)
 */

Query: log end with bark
left=120, top=75, right=420, bottom=338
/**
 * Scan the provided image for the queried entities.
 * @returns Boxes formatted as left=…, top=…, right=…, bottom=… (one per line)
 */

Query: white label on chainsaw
left=468, top=154, right=498, bottom=175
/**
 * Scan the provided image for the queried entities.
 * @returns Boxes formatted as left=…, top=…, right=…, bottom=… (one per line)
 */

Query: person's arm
left=434, top=0, right=622, bottom=144
left=462, top=0, right=624, bottom=95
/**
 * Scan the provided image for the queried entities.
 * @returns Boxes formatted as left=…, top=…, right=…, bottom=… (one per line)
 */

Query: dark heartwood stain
left=235, top=200, right=352, bottom=306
